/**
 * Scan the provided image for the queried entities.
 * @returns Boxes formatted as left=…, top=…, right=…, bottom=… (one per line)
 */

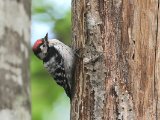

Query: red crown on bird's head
left=32, top=33, right=48, bottom=53
left=32, top=39, right=43, bottom=52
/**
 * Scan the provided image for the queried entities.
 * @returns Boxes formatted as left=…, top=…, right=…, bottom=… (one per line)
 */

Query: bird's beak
left=43, top=33, right=49, bottom=48
left=44, top=33, right=48, bottom=42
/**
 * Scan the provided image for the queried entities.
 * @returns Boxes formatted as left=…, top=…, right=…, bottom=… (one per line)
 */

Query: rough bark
left=71, top=0, right=160, bottom=120
left=0, top=0, right=31, bottom=120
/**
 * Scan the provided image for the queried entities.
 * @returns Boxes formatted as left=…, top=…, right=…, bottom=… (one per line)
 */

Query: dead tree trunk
left=71, top=0, right=160, bottom=119
left=0, top=0, right=31, bottom=120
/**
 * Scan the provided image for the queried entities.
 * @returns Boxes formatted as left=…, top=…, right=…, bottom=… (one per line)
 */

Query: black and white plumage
left=32, top=33, right=75, bottom=99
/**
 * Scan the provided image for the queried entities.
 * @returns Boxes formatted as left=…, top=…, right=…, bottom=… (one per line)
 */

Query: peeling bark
left=0, top=0, right=31, bottom=120
left=71, top=0, right=160, bottom=120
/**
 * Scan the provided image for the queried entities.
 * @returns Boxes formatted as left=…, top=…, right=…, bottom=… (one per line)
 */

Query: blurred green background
left=31, top=0, right=71, bottom=120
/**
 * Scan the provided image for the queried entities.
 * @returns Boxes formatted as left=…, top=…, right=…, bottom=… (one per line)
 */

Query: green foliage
left=54, top=11, right=71, bottom=45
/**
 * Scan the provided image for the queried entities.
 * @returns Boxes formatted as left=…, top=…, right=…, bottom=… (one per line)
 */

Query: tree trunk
left=0, top=0, right=31, bottom=120
left=71, top=0, right=160, bottom=119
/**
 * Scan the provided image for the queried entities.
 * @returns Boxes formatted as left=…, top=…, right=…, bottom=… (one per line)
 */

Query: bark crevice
left=154, top=0, right=159, bottom=119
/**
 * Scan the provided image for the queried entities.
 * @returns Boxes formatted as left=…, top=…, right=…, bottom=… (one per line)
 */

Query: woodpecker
left=32, top=33, right=75, bottom=99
